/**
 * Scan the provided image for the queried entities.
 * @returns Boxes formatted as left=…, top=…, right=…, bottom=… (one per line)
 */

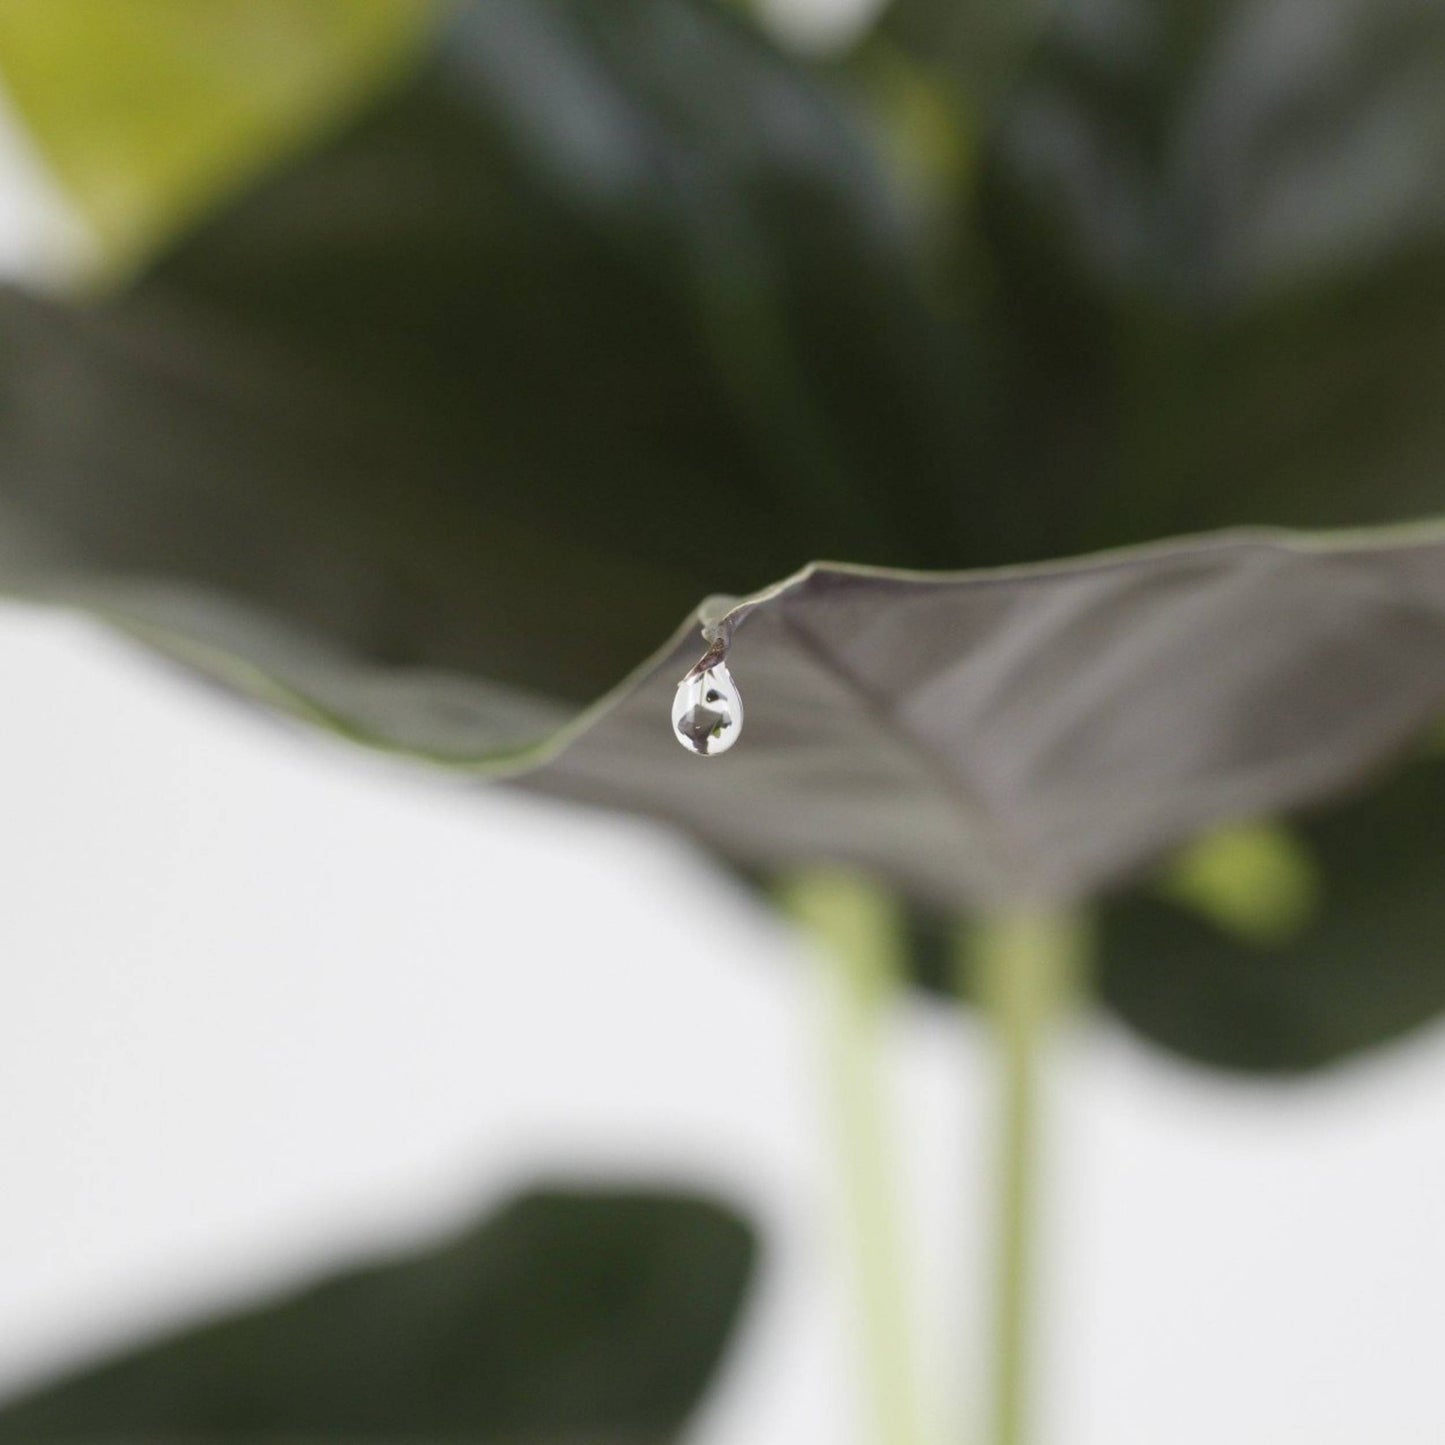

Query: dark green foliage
left=0, top=1187, right=757, bottom=1442
left=1099, top=752, right=1445, bottom=1071
left=0, top=0, right=973, bottom=749
left=965, top=0, right=1445, bottom=553
left=0, top=0, right=1443, bottom=1070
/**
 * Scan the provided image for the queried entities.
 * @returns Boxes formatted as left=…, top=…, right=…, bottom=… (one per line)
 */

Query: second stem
left=967, top=910, right=1084, bottom=1445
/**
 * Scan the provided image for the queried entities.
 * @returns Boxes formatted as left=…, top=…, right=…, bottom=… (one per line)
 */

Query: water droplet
left=672, top=660, right=743, bottom=756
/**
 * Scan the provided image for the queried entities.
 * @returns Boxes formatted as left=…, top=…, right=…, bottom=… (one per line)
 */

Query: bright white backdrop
left=2, top=75, right=1445, bottom=1445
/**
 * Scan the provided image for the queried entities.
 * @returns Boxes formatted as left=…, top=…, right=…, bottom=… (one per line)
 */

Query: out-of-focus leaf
left=966, top=0, right=1445, bottom=557
left=1, top=0, right=1444, bottom=1069
left=844, top=0, right=1445, bottom=1067
left=0, top=1187, right=758, bottom=1443
left=864, top=0, right=1054, bottom=112
left=1, top=0, right=1439, bottom=765
left=0, top=0, right=973, bottom=757
left=1155, top=821, right=1320, bottom=948
left=1098, top=750, right=1445, bottom=1071
left=0, top=0, right=437, bottom=276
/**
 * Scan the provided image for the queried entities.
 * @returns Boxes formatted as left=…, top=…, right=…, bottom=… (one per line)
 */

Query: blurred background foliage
left=0, top=0, right=436, bottom=272
left=1, top=0, right=1439, bottom=1068
left=0, top=0, right=1443, bottom=1434
left=0, top=1189, right=757, bottom=1442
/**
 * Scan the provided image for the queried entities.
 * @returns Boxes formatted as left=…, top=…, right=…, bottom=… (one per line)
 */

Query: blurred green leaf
left=0, top=0, right=973, bottom=758
left=0, top=1187, right=757, bottom=1442
left=0, top=0, right=437, bottom=276
left=1156, top=821, right=1320, bottom=949
left=864, top=0, right=1053, bottom=112
left=1099, top=749, right=1445, bottom=1071
left=1, top=0, right=1444, bottom=1069
left=965, top=0, right=1445, bottom=556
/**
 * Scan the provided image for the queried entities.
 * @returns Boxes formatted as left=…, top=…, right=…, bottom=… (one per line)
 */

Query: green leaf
left=515, top=528, right=1445, bottom=910
left=2, top=0, right=1445, bottom=1070
left=1155, top=821, right=1320, bottom=949
left=0, top=0, right=438, bottom=277
left=0, top=0, right=972, bottom=758
left=965, top=0, right=1445, bottom=555
left=863, top=0, right=1054, bottom=112
left=1099, top=749, right=1445, bottom=1071
left=0, top=1187, right=758, bottom=1442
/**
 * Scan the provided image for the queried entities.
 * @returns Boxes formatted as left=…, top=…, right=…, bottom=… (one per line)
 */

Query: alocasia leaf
left=0, top=0, right=1442, bottom=1067
left=0, top=0, right=974, bottom=746
left=515, top=529, right=1445, bottom=907
left=0, top=1187, right=758, bottom=1442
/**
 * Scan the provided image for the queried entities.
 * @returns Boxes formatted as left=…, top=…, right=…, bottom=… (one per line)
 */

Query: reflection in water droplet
left=672, top=660, right=743, bottom=756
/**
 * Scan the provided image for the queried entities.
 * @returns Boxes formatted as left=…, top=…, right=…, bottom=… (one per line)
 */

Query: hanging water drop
left=672, top=657, right=743, bottom=756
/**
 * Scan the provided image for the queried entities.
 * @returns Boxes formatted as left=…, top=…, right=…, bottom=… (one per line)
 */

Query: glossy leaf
left=0, top=1187, right=758, bottom=1442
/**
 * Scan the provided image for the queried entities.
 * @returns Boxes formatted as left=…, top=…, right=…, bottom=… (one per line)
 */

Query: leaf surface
left=2, top=0, right=1445, bottom=1064
left=519, top=528, right=1445, bottom=907
left=0, top=1188, right=757, bottom=1443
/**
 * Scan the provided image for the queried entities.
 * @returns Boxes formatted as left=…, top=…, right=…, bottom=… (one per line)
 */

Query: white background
left=2, top=62, right=1445, bottom=1445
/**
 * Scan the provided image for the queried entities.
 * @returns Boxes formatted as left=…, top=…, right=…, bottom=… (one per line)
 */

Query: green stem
left=783, top=871, right=927, bottom=1445
left=967, top=910, right=1085, bottom=1445
left=828, top=935, right=922, bottom=1445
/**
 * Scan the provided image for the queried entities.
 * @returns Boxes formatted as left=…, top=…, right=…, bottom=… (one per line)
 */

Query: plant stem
left=829, top=936, right=922, bottom=1445
left=783, top=871, right=927, bottom=1445
left=966, top=910, right=1085, bottom=1445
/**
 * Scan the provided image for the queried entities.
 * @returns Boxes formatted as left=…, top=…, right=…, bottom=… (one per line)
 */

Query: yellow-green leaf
left=1156, top=822, right=1321, bottom=948
left=0, top=0, right=437, bottom=278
